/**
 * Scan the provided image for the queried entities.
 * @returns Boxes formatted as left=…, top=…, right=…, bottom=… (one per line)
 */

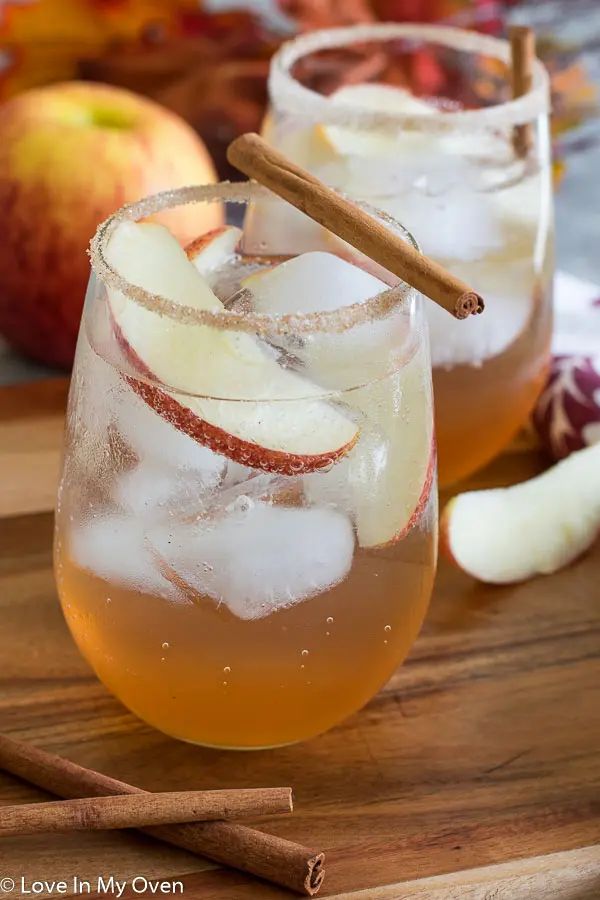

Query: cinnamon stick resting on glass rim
left=227, top=132, right=485, bottom=320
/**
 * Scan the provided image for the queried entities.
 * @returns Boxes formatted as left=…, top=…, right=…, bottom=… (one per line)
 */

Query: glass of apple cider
left=53, top=182, right=437, bottom=749
left=267, top=23, right=554, bottom=486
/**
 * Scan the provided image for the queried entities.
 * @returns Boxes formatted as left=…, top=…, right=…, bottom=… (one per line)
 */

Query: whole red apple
left=0, top=81, right=222, bottom=368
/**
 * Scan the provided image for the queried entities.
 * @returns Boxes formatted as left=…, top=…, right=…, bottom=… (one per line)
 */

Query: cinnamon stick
left=510, top=25, right=535, bottom=157
left=0, top=733, right=324, bottom=897
left=0, top=788, right=292, bottom=837
left=227, top=133, right=484, bottom=320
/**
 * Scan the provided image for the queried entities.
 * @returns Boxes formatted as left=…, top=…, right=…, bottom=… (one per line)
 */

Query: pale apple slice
left=105, top=221, right=358, bottom=474
left=347, top=341, right=435, bottom=548
left=254, top=112, right=351, bottom=257
left=242, top=250, right=433, bottom=546
left=332, top=82, right=435, bottom=115
left=261, top=108, right=337, bottom=172
left=305, top=341, right=435, bottom=548
left=323, top=83, right=502, bottom=163
left=441, top=442, right=600, bottom=583
left=321, top=83, right=434, bottom=159
left=186, top=225, right=242, bottom=274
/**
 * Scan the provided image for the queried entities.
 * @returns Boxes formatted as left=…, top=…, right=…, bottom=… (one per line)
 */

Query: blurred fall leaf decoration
left=0, top=0, right=597, bottom=180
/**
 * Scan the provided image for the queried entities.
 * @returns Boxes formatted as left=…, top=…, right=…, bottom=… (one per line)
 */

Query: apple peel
left=186, top=226, right=242, bottom=273
left=441, top=442, right=600, bottom=583
left=126, top=375, right=359, bottom=476
left=304, top=342, right=435, bottom=549
left=105, top=221, right=359, bottom=475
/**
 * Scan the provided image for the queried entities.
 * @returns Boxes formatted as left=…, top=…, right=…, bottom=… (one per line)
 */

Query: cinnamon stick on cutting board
left=0, top=733, right=324, bottom=897
left=0, top=788, right=292, bottom=836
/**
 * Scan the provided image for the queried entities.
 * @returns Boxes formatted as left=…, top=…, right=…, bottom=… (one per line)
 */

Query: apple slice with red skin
left=347, top=342, right=436, bottom=549
left=304, top=341, right=436, bottom=548
left=241, top=251, right=434, bottom=546
left=105, top=221, right=359, bottom=475
left=441, top=441, right=600, bottom=583
left=186, top=226, right=242, bottom=274
left=380, top=439, right=435, bottom=546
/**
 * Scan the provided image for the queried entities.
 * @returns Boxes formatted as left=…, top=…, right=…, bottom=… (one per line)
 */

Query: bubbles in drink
left=114, top=461, right=219, bottom=521
left=113, top=380, right=226, bottom=476
left=228, top=494, right=254, bottom=515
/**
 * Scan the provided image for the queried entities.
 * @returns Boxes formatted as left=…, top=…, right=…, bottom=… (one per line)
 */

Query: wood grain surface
left=0, top=382, right=598, bottom=898
left=0, top=378, right=68, bottom=519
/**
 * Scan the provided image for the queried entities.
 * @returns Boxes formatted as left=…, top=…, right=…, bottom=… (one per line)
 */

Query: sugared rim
left=89, top=181, right=416, bottom=336
left=269, top=22, right=550, bottom=130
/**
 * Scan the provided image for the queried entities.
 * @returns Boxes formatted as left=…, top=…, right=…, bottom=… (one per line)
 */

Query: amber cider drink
left=54, top=184, right=437, bottom=748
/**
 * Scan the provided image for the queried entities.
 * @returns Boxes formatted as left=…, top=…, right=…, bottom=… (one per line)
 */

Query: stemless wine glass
left=54, top=182, right=437, bottom=750
left=267, top=23, right=554, bottom=486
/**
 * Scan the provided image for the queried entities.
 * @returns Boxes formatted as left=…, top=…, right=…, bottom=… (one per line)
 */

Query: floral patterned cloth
left=531, top=272, right=600, bottom=460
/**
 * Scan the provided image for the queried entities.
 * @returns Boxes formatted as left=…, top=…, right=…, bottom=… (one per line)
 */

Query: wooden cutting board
left=0, top=379, right=68, bottom=520
left=0, top=380, right=598, bottom=898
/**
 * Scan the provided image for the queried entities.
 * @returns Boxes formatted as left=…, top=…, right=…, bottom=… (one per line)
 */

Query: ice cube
left=212, top=459, right=302, bottom=517
left=242, top=251, right=406, bottom=388
left=149, top=501, right=354, bottom=620
left=70, top=515, right=182, bottom=600
left=241, top=193, right=329, bottom=257
left=218, top=472, right=296, bottom=516
left=382, top=183, right=503, bottom=263
left=244, top=251, right=385, bottom=314
left=113, top=382, right=227, bottom=477
left=221, top=459, right=259, bottom=487
left=303, top=459, right=349, bottom=513
left=113, top=461, right=219, bottom=520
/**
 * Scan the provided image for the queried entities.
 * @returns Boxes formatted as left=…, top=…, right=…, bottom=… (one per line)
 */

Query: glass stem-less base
left=56, top=527, right=435, bottom=749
